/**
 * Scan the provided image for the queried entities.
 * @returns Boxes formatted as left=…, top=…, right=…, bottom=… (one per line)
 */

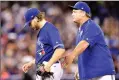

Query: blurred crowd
left=1, top=1, right=119, bottom=80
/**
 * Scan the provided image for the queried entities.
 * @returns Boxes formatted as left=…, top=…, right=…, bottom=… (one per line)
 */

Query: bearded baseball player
left=64, top=2, right=116, bottom=80
left=22, top=8, right=65, bottom=80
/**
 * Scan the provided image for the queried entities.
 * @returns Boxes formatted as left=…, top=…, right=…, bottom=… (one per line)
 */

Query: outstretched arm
left=71, top=40, right=89, bottom=58
left=65, top=40, right=89, bottom=68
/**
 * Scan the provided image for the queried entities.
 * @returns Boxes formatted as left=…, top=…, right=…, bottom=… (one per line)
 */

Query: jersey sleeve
left=47, top=27, right=64, bottom=49
left=82, top=24, right=101, bottom=47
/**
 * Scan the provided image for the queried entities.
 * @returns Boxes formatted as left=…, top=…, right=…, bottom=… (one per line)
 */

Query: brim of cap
left=18, top=21, right=31, bottom=34
left=20, top=21, right=31, bottom=32
left=24, top=21, right=31, bottom=28
left=68, top=5, right=79, bottom=10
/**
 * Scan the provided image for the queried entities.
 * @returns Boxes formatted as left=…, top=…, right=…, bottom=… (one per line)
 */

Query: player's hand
left=65, top=54, right=76, bottom=68
left=60, top=57, right=67, bottom=69
left=44, top=63, right=51, bottom=72
left=60, top=51, right=72, bottom=69
left=22, top=62, right=34, bottom=73
left=42, top=61, right=51, bottom=72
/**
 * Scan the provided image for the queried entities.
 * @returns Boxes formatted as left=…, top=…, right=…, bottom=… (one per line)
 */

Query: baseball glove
left=36, top=63, right=54, bottom=80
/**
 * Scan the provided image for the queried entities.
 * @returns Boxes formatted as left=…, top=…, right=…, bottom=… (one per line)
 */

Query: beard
left=32, top=26, right=39, bottom=30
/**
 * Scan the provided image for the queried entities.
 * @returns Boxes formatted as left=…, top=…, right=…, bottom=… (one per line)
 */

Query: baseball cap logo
left=81, top=7, right=84, bottom=9
left=31, top=15, right=34, bottom=18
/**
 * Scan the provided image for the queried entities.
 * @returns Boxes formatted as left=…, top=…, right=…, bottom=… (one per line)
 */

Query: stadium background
left=1, top=1, right=119, bottom=80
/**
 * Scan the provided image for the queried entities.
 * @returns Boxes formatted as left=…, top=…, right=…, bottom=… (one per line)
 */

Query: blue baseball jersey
left=76, top=19, right=115, bottom=80
left=35, top=22, right=64, bottom=65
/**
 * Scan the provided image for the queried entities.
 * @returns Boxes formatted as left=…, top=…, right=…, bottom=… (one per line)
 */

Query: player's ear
left=36, top=12, right=45, bottom=21
left=34, top=17, right=39, bottom=22
left=37, top=18, right=40, bottom=22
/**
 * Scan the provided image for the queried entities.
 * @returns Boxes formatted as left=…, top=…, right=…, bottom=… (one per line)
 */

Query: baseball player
left=64, top=2, right=116, bottom=80
left=22, top=8, right=65, bottom=80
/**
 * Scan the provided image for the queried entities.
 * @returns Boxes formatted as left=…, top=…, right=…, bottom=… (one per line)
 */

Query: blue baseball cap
left=24, top=8, right=40, bottom=27
left=69, top=2, right=91, bottom=16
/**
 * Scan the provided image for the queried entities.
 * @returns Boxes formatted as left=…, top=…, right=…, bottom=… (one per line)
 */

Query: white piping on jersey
left=53, top=44, right=64, bottom=49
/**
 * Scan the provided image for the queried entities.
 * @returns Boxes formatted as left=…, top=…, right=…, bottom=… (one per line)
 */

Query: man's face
left=72, top=9, right=85, bottom=23
left=30, top=17, right=39, bottom=30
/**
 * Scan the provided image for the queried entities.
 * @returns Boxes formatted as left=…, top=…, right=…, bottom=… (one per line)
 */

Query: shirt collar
left=79, top=18, right=91, bottom=31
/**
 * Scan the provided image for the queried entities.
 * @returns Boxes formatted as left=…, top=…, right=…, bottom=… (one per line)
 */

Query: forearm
left=71, top=40, right=89, bottom=58
left=48, top=48, right=65, bottom=66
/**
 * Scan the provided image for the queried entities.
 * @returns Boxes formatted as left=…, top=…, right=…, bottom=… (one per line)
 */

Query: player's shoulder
left=46, top=22, right=58, bottom=31
left=85, top=19, right=102, bottom=34
left=88, top=19, right=101, bottom=29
